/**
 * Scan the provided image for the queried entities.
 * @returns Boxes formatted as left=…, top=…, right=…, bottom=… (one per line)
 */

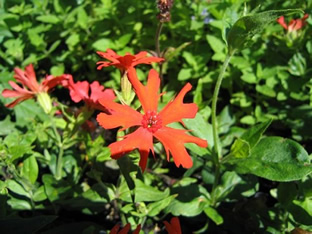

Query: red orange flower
left=110, top=223, right=141, bottom=234
left=164, top=217, right=182, bottom=234
left=2, top=64, right=67, bottom=108
left=63, top=75, right=115, bottom=111
left=96, top=49, right=164, bottom=72
left=96, top=67, right=208, bottom=171
left=277, top=14, right=309, bottom=32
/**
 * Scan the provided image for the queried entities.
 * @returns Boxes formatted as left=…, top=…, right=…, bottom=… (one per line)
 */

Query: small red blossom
left=96, top=67, right=208, bottom=171
left=63, top=75, right=115, bottom=111
left=2, top=64, right=67, bottom=108
left=96, top=49, right=164, bottom=72
left=110, top=223, right=141, bottom=234
left=164, top=217, right=182, bottom=234
left=277, top=14, right=309, bottom=32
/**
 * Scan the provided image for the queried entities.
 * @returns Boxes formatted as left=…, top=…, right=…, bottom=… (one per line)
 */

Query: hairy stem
left=211, top=52, right=233, bottom=206
left=55, top=145, right=64, bottom=180
left=155, top=22, right=163, bottom=57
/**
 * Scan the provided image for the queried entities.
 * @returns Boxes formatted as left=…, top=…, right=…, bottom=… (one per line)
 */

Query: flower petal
left=41, top=74, right=69, bottom=92
left=133, top=51, right=148, bottom=59
left=132, top=56, right=164, bottom=67
left=5, top=95, right=33, bottom=108
left=133, top=224, right=141, bottom=234
left=97, top=99, right=142, bottom=130
left=109, top=223, right=120, bottom=234
left=118, top=223, right=130, bottom=234
left=164, top=217, right=182, bottom=234
left=14, top=64, right=40, bottom=92
left=159, top=83, right=198, bottom=125
left=154, top=127, right=208, bottom=168
left=277, top=16, right=288, bottom=30
left=90, top=81, right=113, bottom=102
left=69, top=81, right=89, bottom=103
left=108, top=127, right=154, bottom=171
left=127, top=67, right=160, bottom=112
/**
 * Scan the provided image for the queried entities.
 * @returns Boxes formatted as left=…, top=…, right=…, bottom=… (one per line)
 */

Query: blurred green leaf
left=134, top=180, right=169, bottom=202
left=6, top=180, right=30, bottom=198
left=36, top=15, right=60, bottom=24
left=228, top=137, right=312, bottom=181
left=147, top=195, right=177, bottom=217
left=21, top=155, right=38, bottom=184
left=204, top=206, right=224, bottom=225
left=227, top=9, right=303, bottom=53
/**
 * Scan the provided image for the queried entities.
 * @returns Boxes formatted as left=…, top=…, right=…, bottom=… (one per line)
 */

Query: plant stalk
left=211, top=53, right=233, bottom=206
left=155, top=22, right=163, bottom=57
left=55, top=146, right=64, bottom=180
left=211, top=53, right=232, bottom=162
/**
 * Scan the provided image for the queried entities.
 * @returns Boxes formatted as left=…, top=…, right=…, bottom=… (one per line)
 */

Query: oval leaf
left=227, top=9, right=303, bottom=53
left=228, top=137, right=312, bottom=181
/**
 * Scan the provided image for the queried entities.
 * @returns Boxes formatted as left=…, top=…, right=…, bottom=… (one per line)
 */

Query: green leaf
left=288, top=52, right=306, bottom=76
left=147, top=195, right=177, bottom=217
left=228, top=137, right=312, bottom=181
left=165, top=178, right=209, bottom=217
left=33, top=186, right=48, bottom=202
left=183, top=112, right=213, bottom=149
left=206, top=35, right=225, bottom=53
left=50, top=64, right=65, bottom=76
left=230, top=138, right=250, bottom=159
left=65, top=33, right=80, bottom=49
left=77, top=7, right=88, bottom=30
left=92, top=38, right=115, bottom=51
left=21, top=155, right=39, bottom=184
left=8, top=145, right=33, bottom=162
left=0, top=116, right=15, bottom=136
left=14, top=99, right=49, bottom=126
left=42, top=174, right=72, bottom=202
left=212, top=171, right=242, bottom=203
left=227, top=9, right=303, bottom=53
left=163, top=42, right=191, bottom=62
left=115, top=33, right=132, bottom=49
left=36, top=15, right=60, bottom=24
left=177, top=68, right=192, bottom=81
left=204, top=206, right=224, bottom=225
left=230, top=119, right=272, bottom=158
left=134, top=180, right=169, bottom=202
left=6, top=180, right=30, bottom=198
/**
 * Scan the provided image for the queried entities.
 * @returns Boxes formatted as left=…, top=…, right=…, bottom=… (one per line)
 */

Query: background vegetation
left=0, top=0, right=312, bottom=233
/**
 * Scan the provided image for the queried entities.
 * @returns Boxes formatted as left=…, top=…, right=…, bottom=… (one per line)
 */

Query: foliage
left=1, top=0, right=312, bottom=233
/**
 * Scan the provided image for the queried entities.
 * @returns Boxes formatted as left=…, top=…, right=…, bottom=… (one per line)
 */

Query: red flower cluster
left=96, top=51, right=208, bottom=171
left=3, top=49, right=208, bottom=172
left=97, top=49, right=163, bottom=73
left=164, top=217, right=182, bottom=234
left=62, top=75, right=115, bottom=111
left=2, top=64, right=67, bottom=108
left=109, top=223, right=141, bottom=234
left=277, top=14, right=309, bottom=32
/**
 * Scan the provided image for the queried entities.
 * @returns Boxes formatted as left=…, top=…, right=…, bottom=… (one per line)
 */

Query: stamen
left=141, top=110, right=162, bottom=133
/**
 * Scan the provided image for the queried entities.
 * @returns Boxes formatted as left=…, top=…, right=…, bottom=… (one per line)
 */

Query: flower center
left=141, top=110, right=162, bottom=133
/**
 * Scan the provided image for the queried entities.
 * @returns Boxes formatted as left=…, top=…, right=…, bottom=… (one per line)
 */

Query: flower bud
left=156, top=0, right=174, bottom=22
left=37, top=92, right=52, bottom=114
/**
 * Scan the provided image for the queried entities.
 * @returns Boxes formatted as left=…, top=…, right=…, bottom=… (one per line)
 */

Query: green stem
left=155, top=22, right=164, bottom=100
left=211, top=53, right=232, bottom=161
left=55, top=145, right=64, bottom=180
left=155, top=22, right=163, bottom=57
left=210, top=52, right=233, bottom=206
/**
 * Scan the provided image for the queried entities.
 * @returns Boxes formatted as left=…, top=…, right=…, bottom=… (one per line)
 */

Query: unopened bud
left=156, top=0, right=174, bottom=22
left=37, top=92, right=52, bottom=114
